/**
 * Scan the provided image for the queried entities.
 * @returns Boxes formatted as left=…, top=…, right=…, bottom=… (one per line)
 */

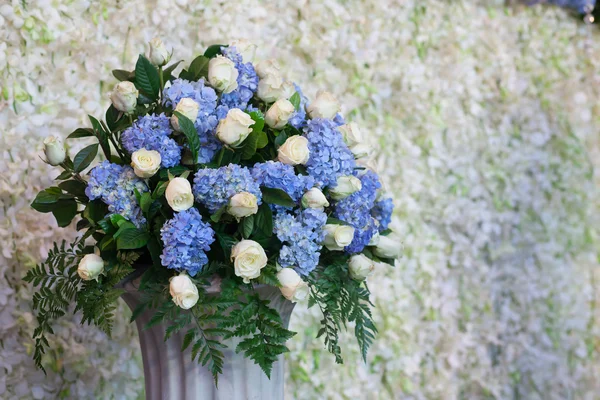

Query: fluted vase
left=117, top=273, right=295, bottom=400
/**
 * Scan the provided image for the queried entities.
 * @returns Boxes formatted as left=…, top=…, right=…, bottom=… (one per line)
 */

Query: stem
left=59, top=162, right=87, bottom=183
left=159, top=66, right=164, bottom=100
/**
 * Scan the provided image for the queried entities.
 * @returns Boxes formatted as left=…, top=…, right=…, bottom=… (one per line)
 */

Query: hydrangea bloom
left=303, top=118, right=355, bottom=188
left=121, top=113, right=181, bottom=167
left=162, top=78, right=222, bottom=163
left=371, top=197, right=394, bottom=232
left=219, top=46, right=259, bottom=110
left=160, top=208, right=215, bottom=276
left=274, top=208, right=327, bottom=275
left=333, top=170, right=381, bottom=254
left=529, top=0, right=595, bottom=13
left=288, top=83, right=308, bottom=130
left=193, top=164, right=262, bottom=213
left=251, top=161, right=314, bottom=202
left=85, top=161, right=148, bottom=227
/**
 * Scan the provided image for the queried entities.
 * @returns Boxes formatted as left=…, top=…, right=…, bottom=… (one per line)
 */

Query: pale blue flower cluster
left=219, top=46, right=258, bottom=111
left=193, top=164, right=262, bottom=213
left=333, top=171, right=381, bottom=254
left=274, top=208, right=327, bottom=275
left=372, top=197, right=394, bottom=232
left=121, top=114, right=181, bottom=167
left=162, top=78, right=222, bottom=163
left=251, top=161, right=314, bottom=202
left=288, top=83, right=308, bottom=130
left=529, top=0, right=595, bottom=13
left=303, top=118, right=355, bottom=188
left=160, top=208, right=215, bottom=276
left=85, top=161, right=148, bottom=227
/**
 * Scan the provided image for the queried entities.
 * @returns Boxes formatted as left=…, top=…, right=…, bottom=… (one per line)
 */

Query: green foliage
left=204, top=44, right=227, bottom=58
left=135, top=54, right=160, bottom=99
left=72, top=143, right=98, bottom=172
left=261, top=187, right=296, bottom=208
left=23, top=239, right=85, bottom=373
left=179, top=55, right=210, bottom=81
left=289, top=92, right=301, bottom=110
left=174, top=111, right=200, bottom=168
left=31, top=187, right=79, bottom=228
left=88, top=115, right=112, bottom=160
left=307, top=259, right=378, bottom=364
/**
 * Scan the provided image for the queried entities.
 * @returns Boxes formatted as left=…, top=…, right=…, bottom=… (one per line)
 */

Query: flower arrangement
left=25, top=38, right=399, bottom=383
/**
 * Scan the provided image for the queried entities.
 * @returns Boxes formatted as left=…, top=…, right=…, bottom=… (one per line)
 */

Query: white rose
left=277, top=268, right=309, bottom=302
left=329, top=175, right=362, bottom=200
left=301, top=188, right=330, bottom=211
left=77, top=254, right=104, bottom=281
left=148, top=37, right=170, bottom=67
left=231, top=240, right=268, bottom=283
left=229, top=39, right=257, bottom=63
left=348, top=254, right=375, bottom=281
left=322, top=224, right=355, bottom=251
left=171, top=98, right=200, bottom=131
left=306, top=90, right=341, bottom=120
left=169, top=273, right=199, bottom=310
left=130, top=149, right=161, bottom=178
left=216, top=108, right=254, bottom=147
left=279, top=81, right=296, bottom=100
left=350, top=143, right=372, bottom=159
left=43, top=135, right=66, bottom=166
left=257, top=73, right=285, bottom=103
left=278, top=135, right=310, bottom=166
left=110, top=81, right=138, bottom=114
left=228, top=192, right=258, bottom=218
left=337, top=122, right=363, bottom=147
left=254, top=59, right=280, bottom=79
left=368, top=230, right=380, bottom=246
left=373, top=235, right=400, bottom=259
left=208, top=55, right=239, bottom=93
left=165, top=177, right=194, bottom=212
left=265, top=99, right=295, bottom=129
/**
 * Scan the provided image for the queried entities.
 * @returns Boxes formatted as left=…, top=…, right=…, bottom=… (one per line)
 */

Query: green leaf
left=116, top=228, right=149, bottom=250
left=210, top=205, right=228, bottom=223
left=67, top=128, right=94, bottom=139
left=51, top=199, right=78, bottom=227
left=163, top=60, right=183, bottom=82
left=185, top=55, right=210, bottom=81
left=54, top=170, right=72, bottom=180
left=32, top=187, right=63, bottom=206
left=240, top=131, right=259, bottom=160
left=112, top=69, right=135, bottom=81
left=261, top=187, right=295, bottom=208
left=135, top=54, right=160, bottom=99
left=326, top=217, right=351, bottom=226
left=254, top=203, right=273, bottom=237
left=152, top=181, right=169, bottom=199
left=88, top=115, right=111, bottom=159
left=105, top=105, right=122, bottom=132
left=140, top=192, right=153, bottom=213
left=72, top=144, right=98, bottom=173
left=274, top=131, right=288, bottom=148
left=289, top=92, right=301, bottom=110
left=242, top=215, right=254, bottom=239
left=204, top=44, right=227, bottom=58
left=58, top=180, right=87, bottom=198
left=256, top=131, right=268, bottom=149
left=249, top=111, right=265, bottom=133
left=109, top=214, right=128, bottom=228
left=85, top=200, right=108, bottom=224
left=159, top=166, right=189, bottom=179
left=216, top=232, right=237, bottom=258
left=174, top=111, right=200, bottom=166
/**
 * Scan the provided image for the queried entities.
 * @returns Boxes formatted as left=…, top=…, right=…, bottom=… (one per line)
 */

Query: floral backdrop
left=1, top=0, right=599, bottom=399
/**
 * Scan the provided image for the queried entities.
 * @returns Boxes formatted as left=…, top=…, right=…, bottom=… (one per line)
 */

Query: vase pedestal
left=118, top=276, right=295, bottom=400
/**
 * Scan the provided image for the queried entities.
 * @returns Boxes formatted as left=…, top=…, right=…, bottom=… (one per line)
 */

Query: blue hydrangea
left=529, top=0, right=595, bottom=13
left=162, top=79, right=223, bottom=163
left=274, top=208, right=327, bottom=276
left=121, top=114, right=181, bottom=168
left=160, top=208, right=215, bottom=276
left=219, top=46, right=259, bottom=111
left=303, top=118, right=355, bottom=188
left=251, top=161, right=314, bottom=202
left=333, top=171, right=382, bottom=254
left=288, top=83, right=308, bottom=130
left=193, top=164, right=262, bottom=213
left=372, top=197, right=394, bottom=232
left=85, top=161, right=148, bottom=227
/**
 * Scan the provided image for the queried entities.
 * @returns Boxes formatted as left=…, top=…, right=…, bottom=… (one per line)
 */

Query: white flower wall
left=1, top=0, right=599, bottom=398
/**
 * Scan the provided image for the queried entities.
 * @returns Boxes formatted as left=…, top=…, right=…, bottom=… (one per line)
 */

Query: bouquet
left=26, top=38, right=399, bottom=383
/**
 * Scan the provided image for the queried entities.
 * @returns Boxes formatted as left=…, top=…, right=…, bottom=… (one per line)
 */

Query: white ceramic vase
left=118, top=274, right=295, bottom=400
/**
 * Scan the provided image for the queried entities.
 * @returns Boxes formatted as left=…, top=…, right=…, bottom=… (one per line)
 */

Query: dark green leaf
left=274, top=131, right=288, bottom=148
left=67, top=128, right=94, bottom=139
left=54, top=170, right=72, bottom=180
left=88, top=115, right=111, bottom=159
left=116, top=228, right=149, bottom=250
left=204, top=44, right=227, bottom=58
left=152, top=181, right=169, bottom=199
left=326, top=217, right=351, bottom=226
left=32, top=187, right=63, bottom=206
left=135, top=54, right=160, bottom=100
left=76, top=218, right=90, bottom=231
left=174, top=111, right=199, bottom=166
left=140, top=192, right=153, bottom=213
left=112, top=69, right=135, bottom=81
left=159, top=166, right=189, bottom=179
left=240, top=131, right=259, bottom=160
left=289, top=92, right=301, bottom=110
left=163, top=60, right=183, bottom=82
left=216, top=232, right=237, bottom=258
left=51, top=199, right=78, bottom=227
left=210, top=205, right=228, bottom=223
left=256, top=131, right=268, bottom=149
left=58, top=180, right=87, bottom=198
left=105, top=105, right=122, bottom=131
left=109, top=214, right=128, bottom=227
left=72, top=144, right=98, bottom=173
left=184, top=55, right=210, bottom=81
left=254, top=203, right=273, bottom=237
left=261, top=187, right=295, bottom=208
left=84, top=200, right=108, bottom=225
left=242, top=215, right=254, bottom=239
